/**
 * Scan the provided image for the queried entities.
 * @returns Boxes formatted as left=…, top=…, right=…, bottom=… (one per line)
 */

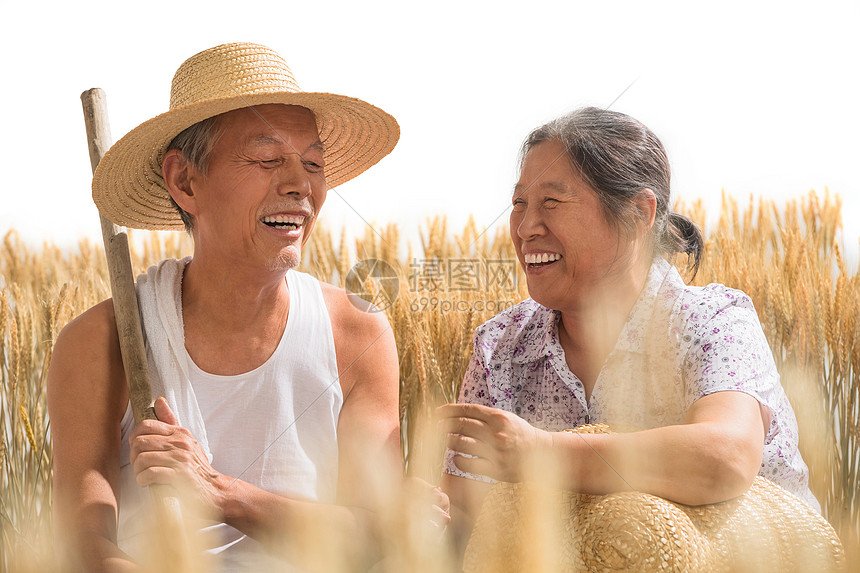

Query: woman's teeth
left=524, top=252, right=562, bottom=265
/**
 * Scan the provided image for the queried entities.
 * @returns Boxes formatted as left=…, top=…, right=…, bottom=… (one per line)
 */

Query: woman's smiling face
left=510, top=140, right=632, bottom=312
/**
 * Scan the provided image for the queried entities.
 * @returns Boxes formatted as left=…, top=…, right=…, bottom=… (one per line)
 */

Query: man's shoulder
left=56, top=299, right=119, bottom=351
left=316, top=280, right=398, bottom=401
left=49, top=299, right=127, bottom=416
left=318, top=281, right=391, bottom=338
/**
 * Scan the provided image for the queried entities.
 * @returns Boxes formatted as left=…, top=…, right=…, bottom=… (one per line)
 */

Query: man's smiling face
left=188, top=104, right=326, bottom=271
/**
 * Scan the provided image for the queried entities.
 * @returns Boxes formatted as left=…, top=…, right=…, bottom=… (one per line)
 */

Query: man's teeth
left=524, top=253, right=562, bottom=264
left=262, top=215, right=304, bottom=228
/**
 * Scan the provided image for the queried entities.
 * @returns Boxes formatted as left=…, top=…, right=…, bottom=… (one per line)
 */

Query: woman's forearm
left=548, top=422, right=762, bottom=505
left=546, top=393, right=766, bottom=505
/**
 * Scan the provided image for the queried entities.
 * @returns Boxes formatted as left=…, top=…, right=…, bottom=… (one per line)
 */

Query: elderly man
left=48, top=43, right=444, bottom=572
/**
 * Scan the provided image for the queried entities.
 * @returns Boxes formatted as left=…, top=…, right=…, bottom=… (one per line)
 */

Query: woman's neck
left=556, top=256, right=653, bottom=394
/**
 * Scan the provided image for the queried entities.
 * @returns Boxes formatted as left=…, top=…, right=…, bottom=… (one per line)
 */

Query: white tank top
left=117, top=266, right=342, bottom=571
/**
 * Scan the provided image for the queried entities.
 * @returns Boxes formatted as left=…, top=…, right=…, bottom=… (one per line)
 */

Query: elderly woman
left=438, top=107, right=818, bottom=552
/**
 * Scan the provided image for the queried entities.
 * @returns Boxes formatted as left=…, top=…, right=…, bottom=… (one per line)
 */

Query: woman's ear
left=161, top=149, right=198, bottom=216
left=637, top=188, right=657, bottom=232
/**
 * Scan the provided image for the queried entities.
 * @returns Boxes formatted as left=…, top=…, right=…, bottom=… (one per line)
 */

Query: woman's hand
left=436, top=403, right=552, bottom=482
left=129, top=397, right=226, bottom=519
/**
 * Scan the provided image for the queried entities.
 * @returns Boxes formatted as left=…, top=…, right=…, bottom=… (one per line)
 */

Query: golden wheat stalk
left=1, top=190, right=858, bottom=570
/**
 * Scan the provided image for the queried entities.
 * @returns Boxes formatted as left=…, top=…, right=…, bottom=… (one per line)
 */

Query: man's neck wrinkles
left=182, top=255, right=290, bottom=332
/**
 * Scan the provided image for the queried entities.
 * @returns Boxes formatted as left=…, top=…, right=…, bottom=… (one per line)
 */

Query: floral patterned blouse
left=444, top=257, right=819, bottom=511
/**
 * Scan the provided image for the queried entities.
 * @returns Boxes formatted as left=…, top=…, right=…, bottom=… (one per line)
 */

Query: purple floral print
left=444, top=258, right=819, bottom=511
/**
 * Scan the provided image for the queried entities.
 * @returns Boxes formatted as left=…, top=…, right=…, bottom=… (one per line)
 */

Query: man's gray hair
left=164, top=115, right=224, bottom=233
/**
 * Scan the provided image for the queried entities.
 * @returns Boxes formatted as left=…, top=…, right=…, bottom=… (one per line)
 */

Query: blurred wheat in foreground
left=1, top=190, right=857, bottom=572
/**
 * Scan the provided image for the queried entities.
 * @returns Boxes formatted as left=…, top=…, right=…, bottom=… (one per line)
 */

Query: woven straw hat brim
left=463, top=424, right=845, bottom=573
left=92, top=90, right=399, bottom=230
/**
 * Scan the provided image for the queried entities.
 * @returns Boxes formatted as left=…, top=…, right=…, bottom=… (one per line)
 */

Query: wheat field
left=1, top=190, right=857, bottom=571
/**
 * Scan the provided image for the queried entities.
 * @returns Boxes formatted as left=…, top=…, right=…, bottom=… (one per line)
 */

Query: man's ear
left=637, top=188, right=657, bottom=233
left=161, top=149, right=198, bottom=216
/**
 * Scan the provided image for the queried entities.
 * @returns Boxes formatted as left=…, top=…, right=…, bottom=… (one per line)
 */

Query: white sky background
left=1, top=0, right=858, bottom=266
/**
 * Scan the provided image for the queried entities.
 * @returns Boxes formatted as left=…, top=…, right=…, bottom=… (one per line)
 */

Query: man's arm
left=323, top=286, right=402, bottom=508
left=439, top=471, right=492, bottom=560
left=48, top=300, right=137, bottom=572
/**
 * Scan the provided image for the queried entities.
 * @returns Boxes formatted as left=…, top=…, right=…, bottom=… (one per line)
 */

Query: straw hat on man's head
left=92, top=42, right=400, bottom=230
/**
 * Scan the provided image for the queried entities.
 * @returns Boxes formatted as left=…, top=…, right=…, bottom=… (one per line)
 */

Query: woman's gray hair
left=519, top=107, right=703, bottom=277
left=163, top=115, right=224, bottom=233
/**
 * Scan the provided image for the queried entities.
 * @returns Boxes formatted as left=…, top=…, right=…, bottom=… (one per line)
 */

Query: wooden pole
left=81, top=88, right=191, bottom=573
